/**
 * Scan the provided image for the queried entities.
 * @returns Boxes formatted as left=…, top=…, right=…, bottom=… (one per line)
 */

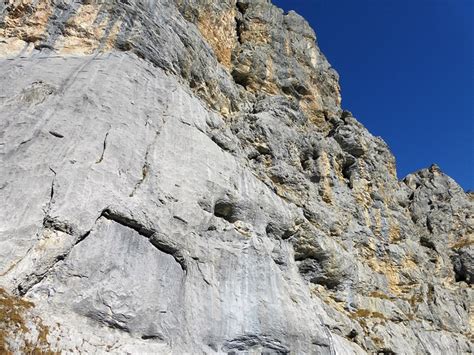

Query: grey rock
left=452, top=247, right=474, bottom=284
left=0, top=0, right=472, bottom=354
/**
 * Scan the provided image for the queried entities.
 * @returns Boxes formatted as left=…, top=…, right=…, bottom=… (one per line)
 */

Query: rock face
left=0, top=0, right=472, bottom=353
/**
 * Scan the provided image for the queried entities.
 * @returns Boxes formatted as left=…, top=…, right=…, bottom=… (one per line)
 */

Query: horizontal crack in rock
left=19, top=208, right=187, bottom=294
left=100, top=209, right=187, bottom=271
left=101, top=209, right=154, bottom=238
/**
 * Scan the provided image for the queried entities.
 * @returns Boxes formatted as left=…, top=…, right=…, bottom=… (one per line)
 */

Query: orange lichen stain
left=283, top=35, right=292, bottom=56
left=269, top=177, right=304, bottom=206
left=317, top=151, right=333, bottom=204
left=402, top=257, right=418, bottom=270
left=261, top=57, right=280, bottom=95
left=197, top=7, right=238, bottom=69
left=388, top=219, right=401, bottom=243
left=1, top=2, right=123, bottom=56
left=386, top=159, right=397, bottom=179
left=372, top=208, right=383, bottom=238
left=367, top=253, right=420, bottom=298
left=408, top=292, right=424, bottom=307
left=369, top=291, right=392, bottom=300
left=0, top=288, right=56, bottom=353
left=299, top=92, right=326, bottom=127
left=240, top=19, right=271, bottom=45
left=353, top=178, right=372, bottom=207
left=0, top=38, right=32, bottom=57
left=451, top=236, right=474, bottom=250
left=103, top=20, right=123, bottom=51
left=367, top=258, right=403, bottom=296
left=59, top=4, right=106, bottom=54
left=2, top=0, right=53, bottom=43
left=349, top=308, right=387, bottom=320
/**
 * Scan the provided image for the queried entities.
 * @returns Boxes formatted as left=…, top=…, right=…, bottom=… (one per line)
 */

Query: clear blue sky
left=273, top=0, right=473, bottom=191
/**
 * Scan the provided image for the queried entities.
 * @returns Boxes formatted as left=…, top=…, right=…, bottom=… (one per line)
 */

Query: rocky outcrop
left=0, top=0, right=472, bottom=353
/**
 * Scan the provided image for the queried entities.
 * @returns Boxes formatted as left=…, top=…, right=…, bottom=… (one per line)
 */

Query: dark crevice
left=149, top=235, right=187, bottom=271
left=95, top=131, right=109, bottom=164
left=100, top=209, right=187, bottom=271
left=101, top=209, right=154, bottom=238
left=296, top=251, right=343, bottom=290
left=45, top=217, right=92, bottom=244
left=44, top=167, right=57, bottom=218
left=309, top=174, right=321, bottom=184
left=426, top=218, right=434, bottom=234
left=341, top=160, right=355, bottom=182
left=49, top=169, right=56, bottom=199
left=130, top=130, right=160, bottom=197
left=74, top=229, right=91, bottom=247
left=130, top=162, right=149, bottom=197
left=19, top=137, right=33, bottom=146
left=376, top=350, right=396, bottom=355
left=419, top=236, right=437, bottom=251
left=231, top=69, right=250, bottom=89
left=236, top=1, right=249, bottom=15
left=214, top=201, right=239, bottom=223
left=223, top=334, right=289, bottom=354
left=196, top=263, right=212, bottom=286
left=43, top=216, right=77, bottom=236
left=34, top=43, right=55, bottom=51
left=93, top=316, right=129, bottom=333
left=48, top=130, right=64, bottom=138
left=141, top=334, right=164, bottom=341
left=235, top=18, right=244, bottom=45
left=17, top=249, right=67, bottom=296
left=235, top=2, right=247, bottom=45
left=451, top=251, right=472, bottom=284
left=265, top=222, right=297, bottom=240
left=210, top=133, right=233, bottom=153
left=173, top=215, right=188, bottom=224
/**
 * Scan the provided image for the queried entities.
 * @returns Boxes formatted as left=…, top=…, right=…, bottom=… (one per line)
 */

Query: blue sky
left=273, top=0, right=473, bottom=191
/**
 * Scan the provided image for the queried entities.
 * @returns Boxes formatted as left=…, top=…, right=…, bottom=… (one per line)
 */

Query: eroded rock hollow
left=0, top=0, right=472, bottom=353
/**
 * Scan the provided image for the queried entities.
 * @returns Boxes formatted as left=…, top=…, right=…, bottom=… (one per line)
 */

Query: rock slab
left=0, top=0, right=472, bottom=353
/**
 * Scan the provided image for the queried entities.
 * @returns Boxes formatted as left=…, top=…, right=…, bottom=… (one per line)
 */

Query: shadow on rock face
left=214, top=200, right=240, bottom=223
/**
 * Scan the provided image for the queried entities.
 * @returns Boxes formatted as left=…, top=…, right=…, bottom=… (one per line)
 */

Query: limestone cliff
left=0, top=0, right=472, bottom=353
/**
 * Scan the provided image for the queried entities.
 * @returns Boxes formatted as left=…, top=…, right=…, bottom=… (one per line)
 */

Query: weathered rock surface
left=0, top=0, right=472, bottom=353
